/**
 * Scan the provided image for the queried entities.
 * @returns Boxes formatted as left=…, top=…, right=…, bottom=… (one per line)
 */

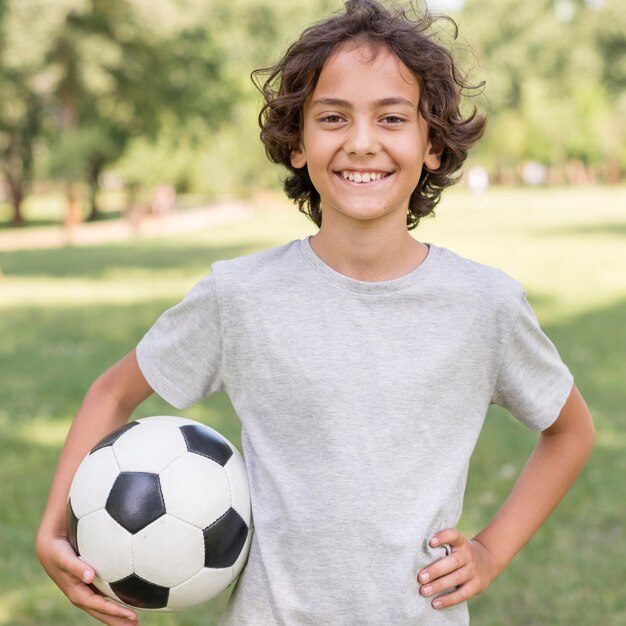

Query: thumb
left=56, top=538, right=95, bottom=583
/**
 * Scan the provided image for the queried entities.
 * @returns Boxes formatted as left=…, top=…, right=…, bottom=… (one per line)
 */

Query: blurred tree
left=459, top=0, right=625, bottom=182
left=3, top=0, right=622, bottom=227
left=0, top=65, right=43, bottom=226
left=0, top=0, right=45, bottom=226
left=591, top=0, right=626, bottom=181
left=115, top=0, right=338, bottom=204
left=0, top=0, right=236, bottom=225
left=44, top=0, right=235, bottom=222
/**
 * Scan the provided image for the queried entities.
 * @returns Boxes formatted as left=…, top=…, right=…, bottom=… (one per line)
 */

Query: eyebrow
left=310, top=97, right=417, bottom=109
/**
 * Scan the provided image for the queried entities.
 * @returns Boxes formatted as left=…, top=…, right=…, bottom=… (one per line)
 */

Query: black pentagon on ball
left=180, top=424, right=233, bottom=466
left=110, top=574, right=169, bottom=609
left=67, top=500, right=79, bottom=555
left=90, top=421, right=139, bottom=454
left=204, top=507, right=248, bottom=568
left=105, top=472, right=165, bottom=534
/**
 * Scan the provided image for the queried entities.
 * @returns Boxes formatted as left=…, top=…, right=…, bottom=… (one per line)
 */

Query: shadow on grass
left=0, top=218, right=62, bottom=230
left=0, top=211, right=126, bottom=231
left=0, top=240, right=259, bottom=279
left=1, top=287, right=625, bottom=624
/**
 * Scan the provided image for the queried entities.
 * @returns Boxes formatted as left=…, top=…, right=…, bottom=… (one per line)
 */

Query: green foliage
left=0, top=0, right=243, bottom=223
left=1, top=0, right=625, bottom=227
left=460, top=0, right=626, bottom=178
left=113, top=0, right=337, bottom=201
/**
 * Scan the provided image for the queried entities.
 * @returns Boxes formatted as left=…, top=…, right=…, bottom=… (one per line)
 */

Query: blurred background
left=0, top=0, right=625, bottom=625
left=0, top=0, right=624, bottom=227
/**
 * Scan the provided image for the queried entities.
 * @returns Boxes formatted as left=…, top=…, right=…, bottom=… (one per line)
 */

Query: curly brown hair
left=252, top=0, right=486, bottom=230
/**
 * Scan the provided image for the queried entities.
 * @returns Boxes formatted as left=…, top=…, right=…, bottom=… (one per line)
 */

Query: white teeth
left=341, top=171, right=386, bottom=183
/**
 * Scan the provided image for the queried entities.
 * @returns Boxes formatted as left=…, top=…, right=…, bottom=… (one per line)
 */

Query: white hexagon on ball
left=70, top=447, right=120, bottom=518
left=160, top=453, right=231, bottom=529
left=137, top=415, right=200, bottom=428
left=132, top=515, right=205, bottom=588
left=167, top=566, right=233, bottom=611
left=113, top=422, right=187, bottom=473
left=77, top=510, right=133, bottom=582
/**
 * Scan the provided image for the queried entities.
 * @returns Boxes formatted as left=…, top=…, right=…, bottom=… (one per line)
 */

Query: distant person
left=467, top=165, right=490, bottom=195
left=466, top=165, right=489, bottom=208
left=37, top=1, right=594, bottom=624
left=521, top=160, right=547, bottom=186
left=150, top=184, right=176, bottom=216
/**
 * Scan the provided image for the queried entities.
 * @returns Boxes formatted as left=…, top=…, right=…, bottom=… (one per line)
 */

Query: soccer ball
left=67, top=415, right=253, bottom=611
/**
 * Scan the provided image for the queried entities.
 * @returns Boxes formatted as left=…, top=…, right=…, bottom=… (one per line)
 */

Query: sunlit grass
left=417, top=186, right=626, bottom=320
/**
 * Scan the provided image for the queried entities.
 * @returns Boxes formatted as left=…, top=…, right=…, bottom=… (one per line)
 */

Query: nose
left=343, top=118, right=380, bottom=156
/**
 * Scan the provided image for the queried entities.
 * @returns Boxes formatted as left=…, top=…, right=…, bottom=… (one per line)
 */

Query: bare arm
left=36, top=350, right=153, bottom=624
left=472, top=384, right=595, bottom=574
left=418, top=384, right=595, bottom=609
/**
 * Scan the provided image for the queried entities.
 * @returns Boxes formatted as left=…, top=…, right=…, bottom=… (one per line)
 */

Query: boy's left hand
left=417, top=529, right=498, bottom=610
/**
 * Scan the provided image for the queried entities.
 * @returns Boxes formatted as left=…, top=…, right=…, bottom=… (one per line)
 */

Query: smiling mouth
left=337, top=170, right=392, bottom=184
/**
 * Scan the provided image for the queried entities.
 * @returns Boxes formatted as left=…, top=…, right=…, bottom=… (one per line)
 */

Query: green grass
left=1, top=186, right=625, bottom=625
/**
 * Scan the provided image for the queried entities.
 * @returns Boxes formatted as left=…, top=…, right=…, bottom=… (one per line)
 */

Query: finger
left=418, top=550, right=467, bottom=585
left=420, top=564, right=471, bottom=598
left=430, top=528, right=465, bottom=550
left=55, top=540, right=95, bottom=584
left=431, top=580, right=480, bottom=610
left=86, top=606, right=138, bottom=625
left=68, top=583, right=137, bottom=622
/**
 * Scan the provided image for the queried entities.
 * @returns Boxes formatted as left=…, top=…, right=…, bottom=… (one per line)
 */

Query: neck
left=310, top=214, right=428, bottom=282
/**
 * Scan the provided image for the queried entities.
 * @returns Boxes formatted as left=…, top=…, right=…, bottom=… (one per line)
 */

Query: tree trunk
left=4, top=168, right=25, bottom=227
left=86, top=163, right=102, bottom=221
left=10, top=190, right=25, bottom=226
left=65, top=181, right=83, bottom=227
left=10, top=190, right=24, bottom=227
left=605, top=115, right=623, bottom=184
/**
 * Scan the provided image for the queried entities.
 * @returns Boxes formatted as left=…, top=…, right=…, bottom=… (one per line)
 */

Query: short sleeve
left=136, top=272, right=224, bottom=409
left=490, top=289, right=574, bottom=431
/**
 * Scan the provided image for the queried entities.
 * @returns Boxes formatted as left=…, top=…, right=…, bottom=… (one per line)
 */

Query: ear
left=290, top=141, right=307, bottom=169
left=423, top=140, right=442, bottom=172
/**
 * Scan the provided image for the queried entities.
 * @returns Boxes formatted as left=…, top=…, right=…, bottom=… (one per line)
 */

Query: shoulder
left=213, top=239, right=300, bottom=274
left=210, top=239, right=303, bottom=292
left=432, top=243, right=525, bottom=312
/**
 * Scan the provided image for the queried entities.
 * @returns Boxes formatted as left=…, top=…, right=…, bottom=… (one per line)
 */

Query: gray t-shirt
left=136, top=237, right=573, bottom=625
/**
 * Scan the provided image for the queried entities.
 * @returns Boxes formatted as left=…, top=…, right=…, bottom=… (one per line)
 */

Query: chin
left=342, top=207, right=395, bottom=222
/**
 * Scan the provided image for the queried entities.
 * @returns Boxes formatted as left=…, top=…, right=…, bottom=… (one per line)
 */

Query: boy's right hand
left=37, top=533, right=138, bottom=625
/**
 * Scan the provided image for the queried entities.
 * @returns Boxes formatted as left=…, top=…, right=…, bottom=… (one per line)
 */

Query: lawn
left=1, top=186, right=625, bottom=625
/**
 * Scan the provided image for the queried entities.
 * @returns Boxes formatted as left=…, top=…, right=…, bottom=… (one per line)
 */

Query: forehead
left=309, top=41, right=420, bottom=105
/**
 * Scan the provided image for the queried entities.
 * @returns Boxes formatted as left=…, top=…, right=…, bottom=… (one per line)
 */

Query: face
left=291, top=41, right=441, bottom=227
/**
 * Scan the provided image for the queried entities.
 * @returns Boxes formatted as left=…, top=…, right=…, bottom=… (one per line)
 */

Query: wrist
left=471, top=534, right=508, bottom=581
left=37, top=511, right=69, bottom=544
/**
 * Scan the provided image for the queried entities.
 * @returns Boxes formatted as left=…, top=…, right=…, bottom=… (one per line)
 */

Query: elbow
left=87, top=351, right=153, bottom=415
left=570, top=405, right=595, bottom=469
left=582, top=413, right=596, bottom=460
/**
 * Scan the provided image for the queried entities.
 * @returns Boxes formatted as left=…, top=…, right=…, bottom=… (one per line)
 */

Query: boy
left=37, top=1, right=595, bottom=624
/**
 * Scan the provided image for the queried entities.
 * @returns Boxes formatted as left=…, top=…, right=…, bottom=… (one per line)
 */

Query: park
left=1, top=0, right=625, bottom=624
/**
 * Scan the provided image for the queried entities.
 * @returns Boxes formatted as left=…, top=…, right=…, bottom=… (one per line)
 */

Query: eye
left=319, top=114, right=344, bottom=124
left=380, top=115, right=405, bottom=125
